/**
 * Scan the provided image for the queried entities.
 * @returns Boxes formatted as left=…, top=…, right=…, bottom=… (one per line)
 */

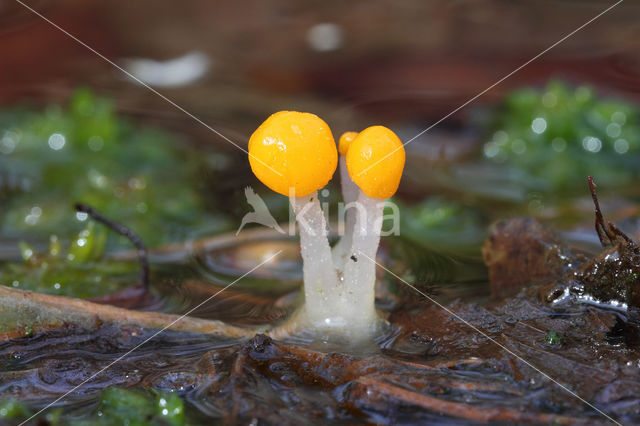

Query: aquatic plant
left=0, top=387, right=187, bottom=425
left=0, top=88, right=229, bottom=246
left=248, top=111, right=405, bottom=336
left=484, top=80, right=640, bottom=191
left=0, top=221, right=137, bottom=299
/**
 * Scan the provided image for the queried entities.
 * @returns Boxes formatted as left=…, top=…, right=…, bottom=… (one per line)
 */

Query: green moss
left=387, top=198, right=488, bottom=284
left=484, top=80, right=640, bottom=192
left=0, top=399, right=31, bottom=419
left=0, top=88, right=230, bottom=247
left=0, top=388, right=189, bottom=425
left=75, top=387, right=188, bottom=426
left=396, top=197, right=487, bottom=256
left=0, top=221, right=136, bottom=298
left=545, top=330, right=563, bottom=345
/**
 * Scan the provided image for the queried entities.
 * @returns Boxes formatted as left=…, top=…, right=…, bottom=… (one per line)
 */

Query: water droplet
left=551, top=137, right=566, bottom=152
left=24, top=206, right=42, bottom=226
left=606, top=122, right=621, bottom=138
left=128, top=177, right=146, bottom=190
left=542, top=92, right=557, bottom=108
left=493, top=130, right=508, bottom=145
left=88, top=169, right=107, bottom=188
left=88, top=135, right=104, bottom=151
left=531, top=117, right=547, bottom=134
left=511, top=139, right=526, bottom=155
left=47, top=133, right=66, bottom=150
left=483, top=141, right=499, bottom=158
left=611, top=111, right=627, bottom=125
left=614, top=138, right=629, bottom=154
left=575, top=86, right=592, bottom=103
left=0, top=132, right=17, bottom=154
left=582, top=136, right=602, bottom=153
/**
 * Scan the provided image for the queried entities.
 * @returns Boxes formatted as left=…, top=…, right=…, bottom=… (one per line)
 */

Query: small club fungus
left=331, top=131, right=359, bottom=271
left=248, top=113, right=405, bottom=337
left=342, top=126, right=405, bottom=329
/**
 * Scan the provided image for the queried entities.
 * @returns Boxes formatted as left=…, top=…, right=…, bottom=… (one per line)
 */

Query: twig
left=587, top=176, right=633, bottom=248
left=74, top=203, right=149, bottom=289
left=357, top=377, right=583, bottom=424
left=0, top=286, right=254, bottom=340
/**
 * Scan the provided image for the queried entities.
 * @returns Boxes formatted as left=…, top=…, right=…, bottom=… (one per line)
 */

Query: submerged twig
left=74, top=203, right=149, bottom=289
left=356, top=377, right=582, bottom=424
left=587, top=176, right=633, bottom=248
left=0, top=286, right=253, bottom=340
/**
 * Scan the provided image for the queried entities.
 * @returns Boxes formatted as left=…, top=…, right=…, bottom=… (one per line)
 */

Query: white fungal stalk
left=342, top=191, right=384, bottom=327
left=290, top=192, right=344, bottom=327
left=331, top=156, right=359, bottom=272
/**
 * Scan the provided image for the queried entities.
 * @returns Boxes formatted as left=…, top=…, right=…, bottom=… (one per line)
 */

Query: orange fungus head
left=248, top=111, right=338, bottom=197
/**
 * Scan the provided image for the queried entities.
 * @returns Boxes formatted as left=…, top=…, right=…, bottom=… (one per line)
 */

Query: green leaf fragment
left=545, top=330, right=563, bottom=345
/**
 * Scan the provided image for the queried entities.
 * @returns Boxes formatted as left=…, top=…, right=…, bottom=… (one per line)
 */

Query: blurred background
left=2, top=0, right=639, bottom=125
left=1, top=0, right=640, bottom=256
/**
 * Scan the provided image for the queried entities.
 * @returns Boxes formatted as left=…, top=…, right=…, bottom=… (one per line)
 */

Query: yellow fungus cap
left=248, top=111, right=337, bottom=197
left=346, top=126, right=405, bottom=199
left=338, top=131, right=358, bottom=156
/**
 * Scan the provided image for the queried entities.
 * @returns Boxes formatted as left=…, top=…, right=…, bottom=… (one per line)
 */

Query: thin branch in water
left=74, top=202, right=149, bottom=290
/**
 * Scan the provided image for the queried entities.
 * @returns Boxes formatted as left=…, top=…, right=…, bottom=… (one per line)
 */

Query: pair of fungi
left=248, top=111, right=405, bottom=333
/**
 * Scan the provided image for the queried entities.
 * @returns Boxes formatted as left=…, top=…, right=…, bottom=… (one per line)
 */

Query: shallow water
left=2, top=1, right=640, bottom=422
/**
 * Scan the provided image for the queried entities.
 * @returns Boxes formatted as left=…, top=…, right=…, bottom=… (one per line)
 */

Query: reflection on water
left=146, top=231, right=490, bottom=328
